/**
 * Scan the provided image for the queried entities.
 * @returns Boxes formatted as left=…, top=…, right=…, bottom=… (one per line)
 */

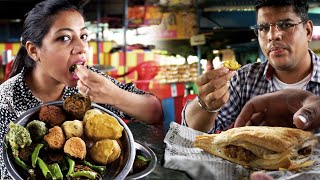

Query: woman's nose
left=72, top=38, right=88, bottom=54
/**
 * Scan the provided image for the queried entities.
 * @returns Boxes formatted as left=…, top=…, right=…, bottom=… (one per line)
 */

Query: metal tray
left=126, top=142, right=157, bottom=179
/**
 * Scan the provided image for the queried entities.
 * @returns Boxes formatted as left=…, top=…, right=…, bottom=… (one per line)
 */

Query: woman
left=0, top=0, right=162, bottom=178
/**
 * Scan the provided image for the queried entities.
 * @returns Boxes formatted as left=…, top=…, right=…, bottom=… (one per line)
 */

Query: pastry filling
left=298, top=146, right=312, bottom=156
left=224, top=145, right=256, bottom=163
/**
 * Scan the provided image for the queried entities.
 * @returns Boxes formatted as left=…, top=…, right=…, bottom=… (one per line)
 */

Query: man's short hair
left=254, top=0, right=309, bottom=21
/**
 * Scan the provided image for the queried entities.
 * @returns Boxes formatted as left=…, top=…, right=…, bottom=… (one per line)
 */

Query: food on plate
left=26, top=120, right=48, bottom=141
left=62, top=120, right=84, bottom=139
left=90, top=139, right=121, bottom=165
left=85, top=113, right=124, bottom=141
left=5, top=95, right=127, bottom=179
left=63, top=93, right=91, bottom=119
left=222, top=60, right=241, bottom=70
left=5, top=121, right=32, bottom=157
left=39, top=105, right=66, bottom=126
left=131, top=151, right=151, bottom=174
left=194, top=126, right=317, bottom=170
left=83, top=108, right=103, bottom=126
left=64, top=137, right=87, bottom=160
left=44, top=126, right=66, bottom=150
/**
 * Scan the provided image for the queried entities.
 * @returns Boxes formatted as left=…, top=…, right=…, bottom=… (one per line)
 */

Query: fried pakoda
left=90, top=139, right=121, bottom=165
left=85, top=113, right=123, bottom=141
left=62, top=120, right=84, bottom=139
left=39, top=105, right=66, bottom=126
left=64, top=137, right=87, bottom=160
left=44, top=126, right=65, bottom=150
left=83, top=108, right=102, bottom=126
left=63, top=93, right=91, bottom=119
left=222, top=60, right=241, bottom=70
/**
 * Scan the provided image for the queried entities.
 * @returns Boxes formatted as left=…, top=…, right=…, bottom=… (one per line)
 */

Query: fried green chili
left=69, top=171, right=98, bottom=179
left=31, top=143, right=43, bottom=168
left=66, top=156, right=75, bottom=177
left=82, top=160, right=107, bottom=174
left=37, top=157, right=52, bottom=179
left=48, top=163, right=63, bottom=180
left=13, top=156, right=29, bottom=171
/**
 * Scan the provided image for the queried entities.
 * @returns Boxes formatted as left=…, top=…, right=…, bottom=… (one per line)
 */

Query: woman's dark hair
left=9, top=0, right=84, bottom=78
left=254, top=0, right=309, bottom=22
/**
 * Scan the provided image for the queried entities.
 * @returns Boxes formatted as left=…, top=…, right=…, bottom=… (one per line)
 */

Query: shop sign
left=190, top=34, right=205, bottom=46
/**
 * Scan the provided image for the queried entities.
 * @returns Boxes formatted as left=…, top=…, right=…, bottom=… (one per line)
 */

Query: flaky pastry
left=194, top=126, right=317, bottom=170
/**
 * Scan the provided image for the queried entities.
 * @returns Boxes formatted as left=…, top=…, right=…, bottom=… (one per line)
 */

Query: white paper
left=163, top=122, right=320, bottom=180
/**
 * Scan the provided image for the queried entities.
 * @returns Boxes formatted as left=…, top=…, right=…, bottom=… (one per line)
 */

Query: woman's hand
left=74, top=65, right=119, bottom=105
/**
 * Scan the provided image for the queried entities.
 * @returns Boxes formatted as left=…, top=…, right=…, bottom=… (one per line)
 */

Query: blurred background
left=1, top=0, right=320, bottom=130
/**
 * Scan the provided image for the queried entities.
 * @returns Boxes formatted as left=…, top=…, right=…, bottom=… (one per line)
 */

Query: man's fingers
left=196, top=67, right=230, bottom=86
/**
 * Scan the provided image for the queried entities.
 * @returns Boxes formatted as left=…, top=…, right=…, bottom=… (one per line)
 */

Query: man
left=234, top=89, right=320, bottom=130
left=183, top=0, right=320, bottom=133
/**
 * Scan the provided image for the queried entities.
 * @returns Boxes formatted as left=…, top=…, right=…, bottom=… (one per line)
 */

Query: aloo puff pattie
left=222, top=60, right=241, bottom=70
left=85, top=113, right=124, bottom=141
left=63, top=93, right=91, bottom=119
left=90, top=139, right=121, bottom=165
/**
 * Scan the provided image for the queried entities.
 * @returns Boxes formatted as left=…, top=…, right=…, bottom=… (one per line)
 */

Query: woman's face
left=36, top=9, right=89, bottom=87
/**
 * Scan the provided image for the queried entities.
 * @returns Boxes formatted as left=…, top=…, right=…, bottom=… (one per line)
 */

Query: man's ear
left=306, top=20, right=313, bottom=42
left=25, top=41, right=39, bottom=61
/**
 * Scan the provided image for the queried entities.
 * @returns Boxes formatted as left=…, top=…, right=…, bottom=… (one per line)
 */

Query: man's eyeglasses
left=251, top=20, right=306, bottom=37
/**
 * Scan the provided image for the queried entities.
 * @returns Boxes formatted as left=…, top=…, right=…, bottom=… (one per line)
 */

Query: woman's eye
left=58, top=36, right=71, bottom=42
left=81, top=34, right=88, bottom=41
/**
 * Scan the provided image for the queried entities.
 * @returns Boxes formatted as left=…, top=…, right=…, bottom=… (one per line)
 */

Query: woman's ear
left=25, top=41, right=39, bottom=61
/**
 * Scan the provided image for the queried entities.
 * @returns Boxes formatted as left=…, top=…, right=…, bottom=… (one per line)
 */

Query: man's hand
left=234, top=89, right=320, bottom=130
left=196, top=67, right=235, bottom=111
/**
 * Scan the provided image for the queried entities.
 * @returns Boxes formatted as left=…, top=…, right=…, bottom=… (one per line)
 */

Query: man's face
left=256, top=6, right=312, bottom=72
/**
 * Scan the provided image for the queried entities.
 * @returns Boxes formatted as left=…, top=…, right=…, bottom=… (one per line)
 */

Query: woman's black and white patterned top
left=0, top=66, right=145, bottom=179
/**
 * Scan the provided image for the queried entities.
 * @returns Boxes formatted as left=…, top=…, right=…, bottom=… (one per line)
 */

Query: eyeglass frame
left=250, top=20, right=307, bottom=37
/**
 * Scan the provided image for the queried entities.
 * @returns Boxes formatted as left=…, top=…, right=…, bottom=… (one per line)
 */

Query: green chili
left=66, top=156, right=75, bottom=177
left=37, top=157, right=52, bottom=179
left=82, top=160, right=107, bottom=174
left=70, top=170, right=98, bottom=179
left=31, top=143, right=43, bottom=168
left=13, top=156, right=29, bottom=171
left=48, top=163, right=63, bottom=180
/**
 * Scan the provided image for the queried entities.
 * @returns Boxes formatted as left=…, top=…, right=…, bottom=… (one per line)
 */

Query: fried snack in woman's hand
left=85, top=113, right=124, bottom=141
left=222, top=60, right=241, bottom=70
left=63, top=93, right=91, bottom=119
left=194, top=126, right=317, bottom=170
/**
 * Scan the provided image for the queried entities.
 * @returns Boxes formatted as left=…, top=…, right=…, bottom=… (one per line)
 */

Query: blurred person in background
left=182, top=0, right=320, bottom=133
left=0, top=0, right=162, bottom=179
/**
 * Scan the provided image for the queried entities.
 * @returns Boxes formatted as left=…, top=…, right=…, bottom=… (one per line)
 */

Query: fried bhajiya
left=83, top=108, right=102, bottom=126
left=39, top=105, right=66, bottom=126
left=64, top=137, right=87, bottom=160
left=44, top=126, right=66, bottom=150
left=26, top=120, right=48, bottom=141
left=63, top=93, right=91, bottom=119
left=90, top=139, right=121, bottom=165
left=85, top=113, right=123, bottom=141
left=62, top=120, right=84, bottom=139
